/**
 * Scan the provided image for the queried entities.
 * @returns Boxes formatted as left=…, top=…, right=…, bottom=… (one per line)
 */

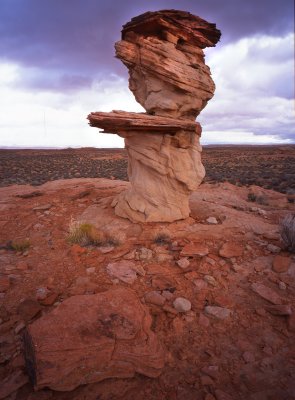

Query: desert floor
left=0, top=145, right=294, bottom=400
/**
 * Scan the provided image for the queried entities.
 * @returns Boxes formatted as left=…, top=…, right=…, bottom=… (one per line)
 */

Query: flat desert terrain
left=1, top=145, right=295, bottom=195
left=0, top=145, right=294, bottom=400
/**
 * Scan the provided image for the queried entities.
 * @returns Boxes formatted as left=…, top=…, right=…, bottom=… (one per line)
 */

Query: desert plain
left=0, top=144, right=295, bottom=400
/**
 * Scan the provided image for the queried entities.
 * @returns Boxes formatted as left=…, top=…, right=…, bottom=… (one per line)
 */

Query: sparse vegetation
left=153, top=230, right=171, bottom=246
left=247, top=192, right=268, bottom=205
left=280, top=214, right=295, bottom=253
left=67, top=221, right=105, bottom=246
left=67, top=220, right=120, bottom=247
left=10, top=239, right=31, bottom=252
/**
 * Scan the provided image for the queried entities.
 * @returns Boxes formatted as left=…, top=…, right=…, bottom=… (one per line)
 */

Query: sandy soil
left=0, top=147, right=294, bottom=400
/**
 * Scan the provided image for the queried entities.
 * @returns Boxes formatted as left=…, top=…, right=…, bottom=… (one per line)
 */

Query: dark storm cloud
left=0, top=0, right=293, bottom=91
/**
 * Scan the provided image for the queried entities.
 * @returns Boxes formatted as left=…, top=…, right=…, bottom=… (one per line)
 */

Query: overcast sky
left=0, top=0, right=294, bottom=148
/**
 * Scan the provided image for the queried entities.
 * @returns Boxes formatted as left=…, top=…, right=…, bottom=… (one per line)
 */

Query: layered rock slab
left=88, top=10, right=220, bottom=222
left=23, top=288, right=165, bottom=391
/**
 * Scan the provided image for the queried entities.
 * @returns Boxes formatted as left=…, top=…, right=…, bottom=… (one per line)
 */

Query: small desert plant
left=104, top=234, right=121, bottom=247
left=10, top=239, right=31, bottom=252
left=247, top=192, right=268, bottom=205
left=247, top=192, right=256, bottom=202
left=67, top=220, right=105, bottom=246
left=153, top=230, right=171, bottom=246
left=280, top=214, right=295, bottom=253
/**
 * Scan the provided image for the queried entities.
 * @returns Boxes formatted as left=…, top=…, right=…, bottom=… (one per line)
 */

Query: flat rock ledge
left=23, top=288, right=165, bottom=391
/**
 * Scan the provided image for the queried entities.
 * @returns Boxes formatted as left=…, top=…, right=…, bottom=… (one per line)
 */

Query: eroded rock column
left=88, top=10, right=220, bottom=223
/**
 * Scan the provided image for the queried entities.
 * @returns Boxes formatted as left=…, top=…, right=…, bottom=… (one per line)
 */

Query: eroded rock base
left=112, top=131, right=205, bottom=222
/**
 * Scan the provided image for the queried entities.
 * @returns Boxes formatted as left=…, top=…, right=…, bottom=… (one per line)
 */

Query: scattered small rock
left=251, top=283, right=282, bottom=305
left=99, top=246, right=114, bottom=254
left=161, top=290, right=174, bottom=300
left=272, top=255, right=290, bottom=273
left=33, top=204, right=52, bottom=211
left=173, top=297, right=191, bottom=312
left=204, top=306, right=231, bottom=320
left=86, top=267, right=96, bottom=274
left=266, top=304, right=292, bottom=316
left=18, top=299, right=42, bottom=321
left=206, top=216, right=218, bottom=224
left=40, top=292, right=59, bottom=306
left=219, top=242, right=244, bottom=258
left=14, top=321, right=25, bottom=334
left=278, top=281, right=287, bottom=290
left=193, top=279, right=208, bottom=291
left=144, top=291, right=166, bottom=306
left=162, top=304, right=178, bottom=315
left=106, top=260, right=139, bottom=284
left=201, top=365, right=219, bottom=380
left=36, top=287, right=51, bottom=301
left=267, top=244, right=281, bottom=253
left=135, top=247, right=153, bottom=261
left=176, top=257, right=190, bottom=269
left=201, top=374, right=215, bottom=385
left=180, top=242, right=209, bottom=257
left=204, top=275, right=218, bottom=287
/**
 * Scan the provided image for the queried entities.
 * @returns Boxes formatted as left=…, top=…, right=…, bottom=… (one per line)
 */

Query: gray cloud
left=0, top=0, right=293, bottom=92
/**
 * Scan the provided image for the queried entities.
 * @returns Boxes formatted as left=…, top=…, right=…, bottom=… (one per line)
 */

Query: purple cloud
left=0, top=0, right=293, bottom=88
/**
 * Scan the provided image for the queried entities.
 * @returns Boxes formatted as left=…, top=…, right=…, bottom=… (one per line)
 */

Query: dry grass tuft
left=67, top=220, right=105, bottom=246
left=280, top=214, right=295, bottom=253
left=153, top=230, right=171, bottom=246
left=67, top=219, right=120, bottom=247
left=10, top=239, right=31, bottom=252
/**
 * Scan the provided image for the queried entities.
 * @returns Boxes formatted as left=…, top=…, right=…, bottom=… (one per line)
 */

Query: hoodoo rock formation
left=88, top=10, right=220, bottom=222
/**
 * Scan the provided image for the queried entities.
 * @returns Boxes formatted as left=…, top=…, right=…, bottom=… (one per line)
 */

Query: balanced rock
left=88, top=10, right=220, bottom=222
left=23, top=288, right=165, bottom=391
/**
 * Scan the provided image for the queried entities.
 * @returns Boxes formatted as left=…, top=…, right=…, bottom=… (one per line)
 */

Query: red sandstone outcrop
left=88, top=10, right=220, bottom=222
left=23, top=288, right=165, bottom=391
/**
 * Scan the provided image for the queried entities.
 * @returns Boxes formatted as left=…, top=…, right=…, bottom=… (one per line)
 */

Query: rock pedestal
left=88, top=10, right=220, bottom=222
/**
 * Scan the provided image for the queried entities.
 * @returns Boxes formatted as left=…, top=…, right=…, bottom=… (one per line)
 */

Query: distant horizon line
left=1, top=143, right=294, bottom=150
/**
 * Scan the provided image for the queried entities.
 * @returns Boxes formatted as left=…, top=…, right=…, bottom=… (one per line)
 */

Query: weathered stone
left=176, top=257, right=190, bottom=269
left=144, top=291, right=166, bottom=306
left=204, top=306, right=231, bottom=319
left=106, top=260, right=140, bottom=284
left=206, top=216, right=218, bottom=224
left=23, top=288, right=165, bottom=391
left=18, top=299, right=42, bottom=322
left=173, top=297, right=191, bottom=312
left=88, top=10, right=220, bottom=222
left=180, top=242, right=209, bottom=257
left=272, top=255, right=291, bottom=273
left=266, top=304, right=292, bottom=316
left=219, top=242, right=244, bottom=258
left=251, top=283, right=282, bottom=305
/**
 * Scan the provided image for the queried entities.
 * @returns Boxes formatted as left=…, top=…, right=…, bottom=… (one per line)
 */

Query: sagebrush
left=280, top=214, right=295, bottom=252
